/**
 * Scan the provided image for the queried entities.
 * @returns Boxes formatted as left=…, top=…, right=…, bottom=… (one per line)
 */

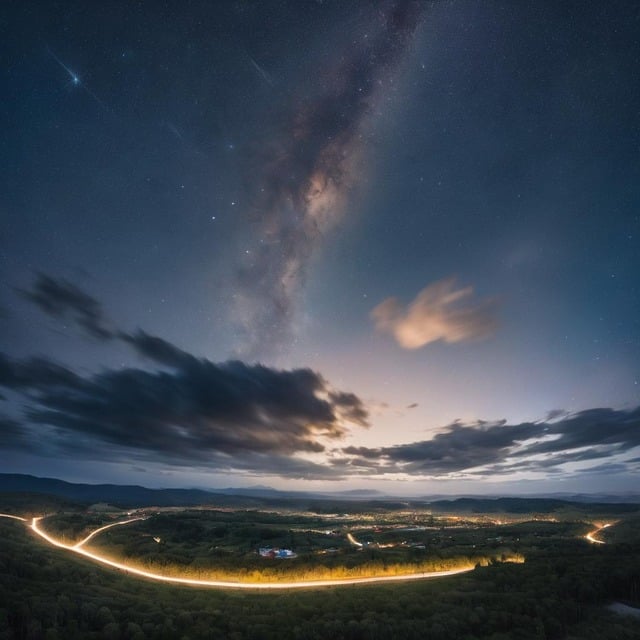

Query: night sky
left=2, top=1, right=639, bottom=495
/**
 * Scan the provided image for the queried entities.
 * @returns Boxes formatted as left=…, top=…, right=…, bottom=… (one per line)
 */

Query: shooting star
left=47, top=46, right=108, bottom=110
left=165, top=121, right=185, bottom=142
left=247, top=53, right=274, bottom=87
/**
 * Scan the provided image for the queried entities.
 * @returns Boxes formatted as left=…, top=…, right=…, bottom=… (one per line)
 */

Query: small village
left=258, top=547, right=297, bottom=559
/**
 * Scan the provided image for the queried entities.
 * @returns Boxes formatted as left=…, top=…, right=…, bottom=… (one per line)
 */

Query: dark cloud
left=19, top=274, right=200, bottom=369
left=514, top=408, right=640, bottom=457
left=342, top=419, right=535, bottom=475
left=234, top=1, right=423, bottom=356
left=464, top=447, right=629, bottom=477
left=0, top=349, right=368, bottom=476
left=0, top=352, right=83, bottom=391
left=571, top=462, right=631, bottom=476
left=19, top=273, right=114, bottom=339
left=119, top=329, right=196, bottom=368
left=0, top=414, right=29, bottom=449
left=3, top=269, right=371, bottom=478
left=340, top=407, right=640, bottom=477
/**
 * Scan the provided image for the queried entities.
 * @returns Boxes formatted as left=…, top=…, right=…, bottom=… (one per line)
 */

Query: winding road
left=585, top=523, right=611, bottom=545
left=73, top=517, right=146, bottom=549
left=0, top=513, right=474, bottom=590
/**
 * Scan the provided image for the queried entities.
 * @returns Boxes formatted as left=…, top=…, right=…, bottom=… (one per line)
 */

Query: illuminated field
left=18, top=499, right=634, bottom=591
left=0, top=514, right=477, bottom=589
left=47, top=508, right=531, bottom=583
left=0, top=504, right=633, bottom=592
left=2, top=501, right=639, bottom=640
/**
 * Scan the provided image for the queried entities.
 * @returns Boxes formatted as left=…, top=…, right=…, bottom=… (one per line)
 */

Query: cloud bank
left=234, top=1, right=423, bottom=356
left=371, top=277, right=498, bottom=349
left=340, top=407, right=640, bottom=477
left=3, top=275, right=368, bottom=478
left=10, top=275, right=637, bottom=483
left=0, top=351, right=368, bottom=477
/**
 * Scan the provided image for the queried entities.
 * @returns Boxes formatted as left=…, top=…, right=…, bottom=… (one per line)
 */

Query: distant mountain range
left=0, top=474, right=386, bottom=508
left=0, top=473, right=234, bottom=508
left=216, top=485, right=385, bottom=499
left=1, top=474, right=639, bottom=512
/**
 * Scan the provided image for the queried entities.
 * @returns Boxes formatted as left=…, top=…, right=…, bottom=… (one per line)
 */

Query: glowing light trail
left=0, top=513, right=26, bottom=522
left=346, top=532, right=363, bottom=547
left=47, top=47, right=81, bottom=85
left=73, top=517, right=146, bottom=548
left=585, top=523, right=611, bottom=545
left=0, top=514, right=474, bottom=589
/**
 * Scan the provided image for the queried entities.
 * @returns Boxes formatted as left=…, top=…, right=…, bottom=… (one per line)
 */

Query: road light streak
left=73, top=517, right=146, bottom=548
left=346, top=532, right=363, bottom=547
left=585, top=523, right=611, bottom=544
left=0, top=513, right=26, bottom=522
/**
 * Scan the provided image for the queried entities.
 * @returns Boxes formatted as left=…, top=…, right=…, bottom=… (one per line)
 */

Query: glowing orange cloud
left=372, top=278, right=498, bottom=349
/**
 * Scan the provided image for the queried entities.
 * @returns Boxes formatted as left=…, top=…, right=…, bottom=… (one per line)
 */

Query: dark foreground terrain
left=0, top=489, right=639, bottom=640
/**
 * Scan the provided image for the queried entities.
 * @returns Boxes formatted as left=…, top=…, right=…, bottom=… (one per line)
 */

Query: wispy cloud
left=18, top=273, right=114, bottom=340
left=371, top=277, right=498, bottom=349
left=340, top=407, right=640, bottom=477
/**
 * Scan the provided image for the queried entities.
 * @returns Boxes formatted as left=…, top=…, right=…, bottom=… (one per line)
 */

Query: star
left=47, top=46, right=107, bottom=110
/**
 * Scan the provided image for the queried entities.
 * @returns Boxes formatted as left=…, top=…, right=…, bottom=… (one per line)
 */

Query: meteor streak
left=166, top=121, right=185, bottom=142
left=47, top=46, right=108, bottom=110
left=47, top=47, right=80, bottom=85
left=247, top=54, right=274, bottom=87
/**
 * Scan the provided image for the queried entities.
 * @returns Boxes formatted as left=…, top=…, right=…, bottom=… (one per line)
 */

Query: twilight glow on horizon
left=2, top=1, right=639, bottom=495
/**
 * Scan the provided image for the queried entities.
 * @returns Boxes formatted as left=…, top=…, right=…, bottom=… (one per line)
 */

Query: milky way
left=234, top=1, right=423, bottom=358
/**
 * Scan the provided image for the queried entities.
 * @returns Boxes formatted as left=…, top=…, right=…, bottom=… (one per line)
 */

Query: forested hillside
left=1, top=517, right=639, bottom=640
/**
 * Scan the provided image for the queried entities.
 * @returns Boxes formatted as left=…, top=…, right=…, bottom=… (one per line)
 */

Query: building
left=258, top=547, right=297, bottom=559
